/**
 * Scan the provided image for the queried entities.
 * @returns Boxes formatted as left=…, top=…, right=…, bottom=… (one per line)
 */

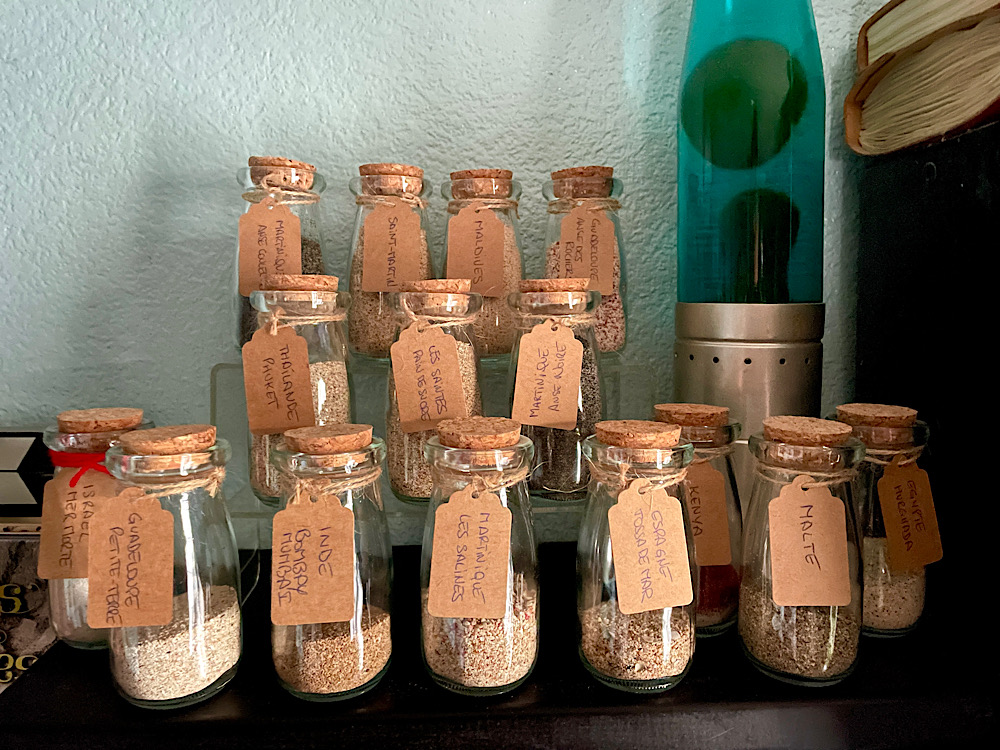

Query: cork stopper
left=449, top=169, right=514, bottom=199
left=263, top=274, right=339, bottom=292
left=401, top=279, right=472, bottom=293
left=654, top=403, right=729, bottom=427
left=551, top=165, right=614, bottom=199
left=249, top=155, right=316, bottom=191
left=763, top=416, right=852, bottom=446
left=359, top=162, right=424, bottom=196
left=596, top=420, right=682, bottom=449
left=438, top=417, right=522, bottom=450
left=120, top=425, right=217, bottom=455
left=519, top=278, right=591, bottom=293
left=835, top=403, right=918, bottom=428
left=57, top=408, right=144, bottom=434
left=284, top=424, right=373, bottom=454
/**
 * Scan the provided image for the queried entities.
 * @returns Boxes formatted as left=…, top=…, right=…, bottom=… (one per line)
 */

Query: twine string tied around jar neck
left=690, top=443, right=737, bottom=465
left=530, top=313, right=596, bottom=331
left=138, top=467, right=226, bottom=500
left=588, top=458, right=688, bottom=509
left=754, top=463, right=856, bottom=489
left=862, top=446, right=924, bottom=467
left=463, top=464, right=533, bottom=496
left=263, top=305, right=346, bottom=334
left=243, top=173, right=321, bottom=205
left=547, top=197, right=621, bottom=215
left=400, top=307, right=478, bottom=333
left=290, top=465, right=384, bottom=503
left=446, top=198, right=520, bottom=218
left=355, top=193, right=428, bottom=210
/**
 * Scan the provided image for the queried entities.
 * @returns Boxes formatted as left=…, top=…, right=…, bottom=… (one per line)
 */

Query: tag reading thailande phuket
left=390, top=325, right=468, bottom=433
left=556, top=205, right=616, bottom=297
left=684, top=461, right=733, bottom=567
left=86, top=488, right=174, bottom=629
left=768, top=475, right=852, bottom=607
left=446, top=202, right=505, bottom=297
left=608, top=479, right=693, bottom=615
left=511, top=322, right=583, bottom=431
left=427, top=485, right=512, bottom=619
left=242, top=327, right=316, bottom=436
left=37, top=469, right=119, bottom=579
left=271, top=496, right=355, bottom=626
left=238, top=197, right=302, bottom=296
left=361, top=201, right=423, bottom=293
left=877, top=456, right=943, bottom=572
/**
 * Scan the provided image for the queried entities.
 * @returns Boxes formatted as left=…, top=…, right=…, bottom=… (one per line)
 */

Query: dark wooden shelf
left=3, top=543, right=993, bottom=749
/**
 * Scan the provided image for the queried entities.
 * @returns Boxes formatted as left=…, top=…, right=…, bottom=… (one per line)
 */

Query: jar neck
left=251, top=291, right=349, bottom=325
left=272, top=440, right=385, bottom=486
left=583, top=436, right=694, bottom=487
left=105, top=442, right=230, bottom=489
left=425, top=436, right=534, bottom=489
left=43, top=422, right=153, bottom=454
left=749, top=434, right=865, bottom=475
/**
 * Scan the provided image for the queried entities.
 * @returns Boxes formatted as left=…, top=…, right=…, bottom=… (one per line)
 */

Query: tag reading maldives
left=427, top=486, right=512, bottom=619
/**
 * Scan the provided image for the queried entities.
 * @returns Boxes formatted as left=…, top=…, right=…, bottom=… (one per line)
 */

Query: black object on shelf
left=2, top=543, right=993, bottom=749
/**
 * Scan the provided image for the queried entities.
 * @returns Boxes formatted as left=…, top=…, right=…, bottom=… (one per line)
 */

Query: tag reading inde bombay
left=684, top=461, right=732, bottom=567
left=608, top=479, right=693, bottom=615
left=556, top=205, right=616, bottom=296
left=238, top=197, right=302, bottom=296
left=877, top=457, right=943, bottom=571
left=390, top=325, right=468, bottom=433
left=511, top=322, right=583, bottom=431
left=271, top=496, right=356, bottom=626
left=242, top=327, right=317, bottom=436
left=37, top=469, right=118, bottom=579
left=446, top=202, right=505, bottom=297
left=87, top=488, right=174, bottom=629
left=427, top=485, right=512, bottom=619
left=362, top=202, right=423, bottom=293
left=768, top=475, right=851, bottom=607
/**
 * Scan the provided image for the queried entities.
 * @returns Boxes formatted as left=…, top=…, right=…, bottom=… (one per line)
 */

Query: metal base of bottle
left=673, top=302, right=825, bottom=501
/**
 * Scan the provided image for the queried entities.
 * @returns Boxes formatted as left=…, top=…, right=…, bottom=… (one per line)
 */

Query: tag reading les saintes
left=390, top=325, right=468, bottom=433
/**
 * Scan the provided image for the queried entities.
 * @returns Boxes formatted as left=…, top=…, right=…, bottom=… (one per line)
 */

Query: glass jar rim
left=680, top=422, right=741, bottom=446
left=237, top=166, right=326, bottom=193
left=440, top=178, right=522, bottom=201
left=583, top=435, right=694, bottom=471
left=508, top=290, right=601, bottom=314
left=105, top=439, right=231, bottom=481
left=424, top=435, right=534, bottom=472
left=543, top=176, right=623, bottom=200
left=251, top=289, right=351, bottom=316
left=749, top=433, right=866, bottom=471
left=349, top=174, right=427, bottom=198
left=394, top=291, right=483, bottom=317
left=43, top=421, right=155, bottom=453
left=271, top=436, right=386, bottom=477
left=824, top=415, right=929, bottom=449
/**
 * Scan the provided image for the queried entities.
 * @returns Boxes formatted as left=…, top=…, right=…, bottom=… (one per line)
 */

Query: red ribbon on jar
left=48, top=450, right=112, bottom=487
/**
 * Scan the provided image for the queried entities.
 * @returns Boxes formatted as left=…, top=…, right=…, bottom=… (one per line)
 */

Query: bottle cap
left=57, top=408, right=144, bottom=434
left=400, top=279, right=472, bottom=293
left=359, top=162, right=424, bottom=196
left=519, top=278, right=591, bottom=293
left=249, top=156, right=316, bottom=190
left=654, top=403, right=729, bottom=427
left=283, top=424, right=373, bottom=454
left=120, top=425, right=217, bottom=455
left=550, top=165, right=614, bottom=198
left=449, top=168, right=513, bottom=198
left=835, top=403, right=917, bottom=428
left=263, top=274, right=339, bottom=292
left=763, top=416, right=852, bottom=446
left=596, top=420, right=682, bottom=449
left=437, top=417, right=522, bottom=450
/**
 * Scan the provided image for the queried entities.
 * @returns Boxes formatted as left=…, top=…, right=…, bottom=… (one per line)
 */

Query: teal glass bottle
left=678, top=0, right=825, bottom=304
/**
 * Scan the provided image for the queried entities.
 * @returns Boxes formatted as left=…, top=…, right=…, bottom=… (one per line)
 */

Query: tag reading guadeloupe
left=427, top=486, right=512, bottom=619
left=608, top=479, right=694, bottom=615
left=556, top=205, right=616, bottom=296
left=768, top=475, right=852, bottom=607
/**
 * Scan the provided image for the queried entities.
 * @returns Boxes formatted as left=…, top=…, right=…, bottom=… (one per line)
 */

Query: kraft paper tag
left=238, top=197, right=302, bottom=296
left=361, top=202, right=423, bottom=293
left=242, top=327, right=317, bottom=436
left=511, top=322, right=583, bottom=431
left=556, top=205, right=616, bottom=296
left=271, top=496, right=356, bottom=626
left=87, top=488, right=174, bottom=629
left=37, top=470, right=118, bottom=579
left=685, top=461, right=733, bottom=567
left=390, top=325, right=468, bottom=433
left=877, top=457, right=943, bottom=571
left=446, top=202, right=505, bottom=297
left=609, top=479, right=693, bottom=615
left=427, top=485, right=512, bottom=619
left=768, top=475, right=852, bottom=607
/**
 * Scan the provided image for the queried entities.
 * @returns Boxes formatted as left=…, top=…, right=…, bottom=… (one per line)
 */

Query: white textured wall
left=0, top=0, right=882, bottom=426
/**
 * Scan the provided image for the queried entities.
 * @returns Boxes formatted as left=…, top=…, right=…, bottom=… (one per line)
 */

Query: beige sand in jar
left=387, top=341, right=482, bottom=500
left=580, top=602, right=693, bottom=681
left=545, top=241, right=625, bottom=353
left=474, top=224, right=521, bottom=357
left=274, top=607, right=391, bottom=695
left=421, top=581, right=537, bottom=689
left=251, top=359, right=351, bottom=499
left=863, top=536, right=926, bottom=631
left=109, top=585, right=241, bottom=703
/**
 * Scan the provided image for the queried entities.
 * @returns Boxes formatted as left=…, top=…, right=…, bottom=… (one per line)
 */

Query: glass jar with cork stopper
left=739, top=416, right=864, bottom=685
left=38, top=408, right=152, bottom=650
left=543, top=166, right=627, bottom=353
left=386, top=279, right=483, bottom=503
left=654, top=403, right=743, bottom=636
left=577, top=420, right=697, bottom=692
left=102, top=425, right=242, bottom=708
left=269, top=424, right=392, bottom=701
left=348, top=162, right=433, bottom=359
left=442, top=169, right=524, bottom=357
left=508, top=278, right=604, bottom=501
left=237, top=156, right=327, bottom=347
left=834, top=403, right=940, bottom=637
left=244, top=274, right=352, bottom=507
left=420, top=417, right=539, bottom=695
